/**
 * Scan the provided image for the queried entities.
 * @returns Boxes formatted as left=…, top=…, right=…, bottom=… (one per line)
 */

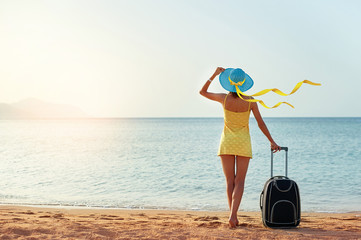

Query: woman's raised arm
left=199, top=67, right=226, bottom=103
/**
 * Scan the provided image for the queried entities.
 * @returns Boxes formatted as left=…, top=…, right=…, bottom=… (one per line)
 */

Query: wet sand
left=0, top=205, right=360, bottom=239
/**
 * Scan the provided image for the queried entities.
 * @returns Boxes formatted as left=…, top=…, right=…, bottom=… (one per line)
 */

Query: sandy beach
left=0, top=205, right=359, bottom=239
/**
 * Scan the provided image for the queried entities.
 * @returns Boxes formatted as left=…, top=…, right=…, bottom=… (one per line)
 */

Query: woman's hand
left=213, top=67, right=225, bottom=77
left=271, top=141, right=281, bottom=153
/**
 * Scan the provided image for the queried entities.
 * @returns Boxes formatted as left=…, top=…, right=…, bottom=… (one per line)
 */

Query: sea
left=0, top=118, right=360, bottom=213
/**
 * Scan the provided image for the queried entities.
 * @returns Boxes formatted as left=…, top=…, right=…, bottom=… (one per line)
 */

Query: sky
left=1, top=0, right=360, bottom=117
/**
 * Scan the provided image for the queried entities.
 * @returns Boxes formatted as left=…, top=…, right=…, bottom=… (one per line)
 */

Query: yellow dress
left=217, top=94, right=252, bottom=158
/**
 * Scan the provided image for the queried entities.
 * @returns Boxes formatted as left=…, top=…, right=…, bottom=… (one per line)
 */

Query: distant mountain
left=0, top=98, right=89, bottom=119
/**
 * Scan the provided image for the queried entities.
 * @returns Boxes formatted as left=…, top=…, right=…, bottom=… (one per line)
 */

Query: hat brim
left=219, top=68, right=254, bottom=92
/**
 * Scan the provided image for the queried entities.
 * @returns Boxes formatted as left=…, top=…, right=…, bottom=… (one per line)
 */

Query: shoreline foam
left=1, top=203, right=360, bottom=214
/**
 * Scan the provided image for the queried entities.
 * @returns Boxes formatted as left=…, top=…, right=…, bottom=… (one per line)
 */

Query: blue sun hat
left=219, top=68, right=254, bottom=93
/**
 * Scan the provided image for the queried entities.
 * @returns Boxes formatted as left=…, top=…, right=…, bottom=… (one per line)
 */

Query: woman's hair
left=231, top=92, right=239, bottom=98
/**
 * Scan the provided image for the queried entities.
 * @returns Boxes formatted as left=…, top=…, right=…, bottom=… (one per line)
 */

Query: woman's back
left=223, top=93, right=252, bottom=113
left=219, top=93, right=252, bottom=157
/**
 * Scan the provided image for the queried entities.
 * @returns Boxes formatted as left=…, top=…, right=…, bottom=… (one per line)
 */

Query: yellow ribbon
left=228, top=76, right=245, bottom=86
left=229, top=79, right=321, bottom=109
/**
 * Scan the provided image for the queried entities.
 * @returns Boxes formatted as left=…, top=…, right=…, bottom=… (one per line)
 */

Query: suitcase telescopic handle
left=271, top=147, right=288, bottom=178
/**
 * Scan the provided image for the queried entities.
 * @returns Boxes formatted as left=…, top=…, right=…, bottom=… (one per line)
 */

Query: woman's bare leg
left=220, top=155, right=235, bottom=211
left=229, top=156, right=250, bottom=225
left=220, top=155, right=238, bottom=227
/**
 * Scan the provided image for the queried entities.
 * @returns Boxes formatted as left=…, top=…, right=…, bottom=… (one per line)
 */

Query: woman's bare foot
left=228, top=216, right=238, bottom=228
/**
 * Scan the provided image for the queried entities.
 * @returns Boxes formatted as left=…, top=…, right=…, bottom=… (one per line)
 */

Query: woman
left=199, top=67, right=281, bottom=228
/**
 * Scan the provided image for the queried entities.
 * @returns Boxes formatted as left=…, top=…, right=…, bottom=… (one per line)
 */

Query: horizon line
left=1, top=116, right=360, bottom=120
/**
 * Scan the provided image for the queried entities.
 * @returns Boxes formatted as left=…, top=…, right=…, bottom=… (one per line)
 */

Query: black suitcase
left=260, top=147, right=301, bottom=228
